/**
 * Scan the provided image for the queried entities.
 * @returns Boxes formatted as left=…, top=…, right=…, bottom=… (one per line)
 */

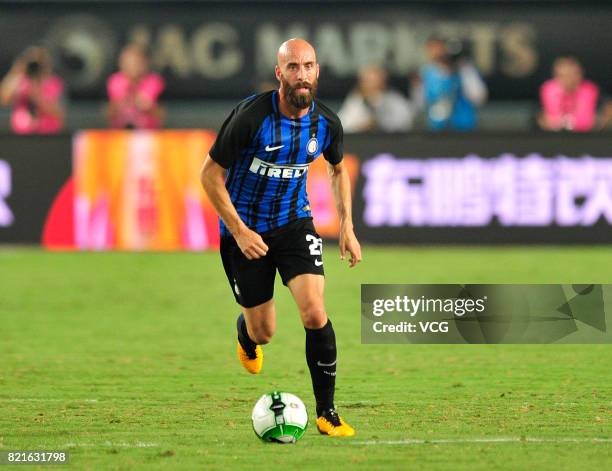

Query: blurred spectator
left=598, top=99, right=612, bottom=130
left=416, top=37, right=487, bottom=131
left=0, top=47, right=65, bottom=134
left=538, top=57, right=599, bottom=132
left=106, top=44, right=165, bottom=129
left=338, top=64, right=414, bottom=133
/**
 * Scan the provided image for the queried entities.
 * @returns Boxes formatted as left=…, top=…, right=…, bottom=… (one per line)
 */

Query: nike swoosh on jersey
left=265, top=144, right=284, bottom=152
left=314, top=259, right=323, bottom=267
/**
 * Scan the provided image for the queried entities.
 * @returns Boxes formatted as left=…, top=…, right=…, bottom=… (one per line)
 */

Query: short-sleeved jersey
left=209, top=90, right=343, bottom=236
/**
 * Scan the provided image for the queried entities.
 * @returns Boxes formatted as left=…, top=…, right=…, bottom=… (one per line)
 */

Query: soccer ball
left=251, top=391, right=308, bottom=443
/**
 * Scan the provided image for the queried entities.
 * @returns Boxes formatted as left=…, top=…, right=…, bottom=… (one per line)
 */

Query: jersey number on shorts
left=306, top=234, right=323, bottom=267
left=305, top=234, right=322, bottom=256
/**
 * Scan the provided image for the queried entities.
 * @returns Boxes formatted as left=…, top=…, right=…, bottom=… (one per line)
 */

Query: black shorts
left=220, top=217, right=325, bottom=308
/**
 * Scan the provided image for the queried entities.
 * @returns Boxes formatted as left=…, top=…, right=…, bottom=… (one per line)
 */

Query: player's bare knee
left=300, top=303, right=328, bottom=329
left=303, top=316, right=327, bottom=329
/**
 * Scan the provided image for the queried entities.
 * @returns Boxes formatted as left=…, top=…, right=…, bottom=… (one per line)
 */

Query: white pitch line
left=58, top=442, right=159, bottom=448
left=1, top=398, right=99, bottom=403
left=351, top=437, right=612, bottom=446
left=336, top=400, right=378, bottom=405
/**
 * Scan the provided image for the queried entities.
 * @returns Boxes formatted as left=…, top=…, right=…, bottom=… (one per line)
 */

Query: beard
left=281, top=74, right=318, bottom=110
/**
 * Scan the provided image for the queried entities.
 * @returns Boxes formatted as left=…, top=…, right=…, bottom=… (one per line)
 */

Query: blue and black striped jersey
left=209, top=90, right=343, bottom=237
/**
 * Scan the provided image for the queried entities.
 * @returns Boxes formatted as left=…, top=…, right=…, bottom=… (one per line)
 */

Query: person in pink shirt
left=106, top=44, right=165, bottom=129
left=539, top=56, right=599, bottom=132
left=0, top=47, right=65, bottom=134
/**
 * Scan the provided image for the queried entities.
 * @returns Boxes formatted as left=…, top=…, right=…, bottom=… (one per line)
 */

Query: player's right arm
left=200, top=155, right=268, bottom=260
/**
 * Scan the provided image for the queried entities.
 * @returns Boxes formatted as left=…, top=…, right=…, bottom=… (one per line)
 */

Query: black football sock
left=237, top=313, right=257, bottom=358
left=305, top=319, right=337, bottom=417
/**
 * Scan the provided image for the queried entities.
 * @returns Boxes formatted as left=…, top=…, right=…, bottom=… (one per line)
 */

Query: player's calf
left=304, top=319, right=336, bottom=414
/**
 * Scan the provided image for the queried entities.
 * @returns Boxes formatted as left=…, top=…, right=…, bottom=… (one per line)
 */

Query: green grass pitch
left=1, top=246, right=611, bottom=470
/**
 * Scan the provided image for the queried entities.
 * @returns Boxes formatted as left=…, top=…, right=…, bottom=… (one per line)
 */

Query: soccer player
left=200, top=38, right=361, bottom=437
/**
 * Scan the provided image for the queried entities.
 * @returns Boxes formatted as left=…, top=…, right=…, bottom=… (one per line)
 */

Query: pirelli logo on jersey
left=249, top=157, right=310, bottom=179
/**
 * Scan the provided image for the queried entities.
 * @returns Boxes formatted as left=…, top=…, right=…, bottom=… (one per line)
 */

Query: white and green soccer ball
left=251, top=391, right=308, bottom=443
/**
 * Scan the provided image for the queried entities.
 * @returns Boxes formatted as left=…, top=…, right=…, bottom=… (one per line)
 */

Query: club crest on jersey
left=306, top=137, right=318, bottom=155
left=249, top=157, right=309, bottom=179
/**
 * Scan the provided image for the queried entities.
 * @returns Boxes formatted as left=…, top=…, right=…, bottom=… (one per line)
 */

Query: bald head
left=275, top=38, right=319, bottom=113
left=277, top=38, right=316, bottom=66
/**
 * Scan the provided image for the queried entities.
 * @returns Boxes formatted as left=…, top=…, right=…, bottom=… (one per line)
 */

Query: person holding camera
left=0, top=47, right=65, bottom=134
left=415, top=36, right=487, bottom=131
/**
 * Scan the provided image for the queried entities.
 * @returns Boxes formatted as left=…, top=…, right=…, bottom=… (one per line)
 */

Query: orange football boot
left=237, top=341, right=263, bottom=374
left=316, top=409, right=355, bottom=437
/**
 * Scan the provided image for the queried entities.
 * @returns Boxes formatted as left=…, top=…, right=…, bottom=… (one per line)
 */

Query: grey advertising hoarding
left=0, top=1, right=609, bottom=100
left=0, top=135, right=72, bottom=243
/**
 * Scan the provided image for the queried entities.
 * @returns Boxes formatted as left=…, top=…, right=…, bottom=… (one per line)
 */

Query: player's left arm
left=328, top=161, right=362, bottom=268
